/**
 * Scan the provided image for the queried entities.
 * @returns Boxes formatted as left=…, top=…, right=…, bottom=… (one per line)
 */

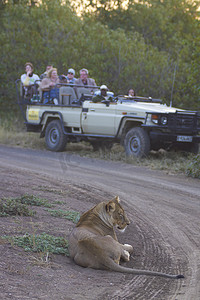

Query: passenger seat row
left=59, top=86, right=92, bottom=105
left=20, top=81, right=95, bottom=105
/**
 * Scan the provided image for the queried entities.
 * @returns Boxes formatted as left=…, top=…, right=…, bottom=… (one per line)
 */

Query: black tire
left=45, top=120, right=67, bottom=152
left=124, top=127, right=150, bottom=158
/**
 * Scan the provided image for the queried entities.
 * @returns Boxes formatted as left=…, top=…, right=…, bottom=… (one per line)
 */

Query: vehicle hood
left=118, top=102, right=182, bottom=114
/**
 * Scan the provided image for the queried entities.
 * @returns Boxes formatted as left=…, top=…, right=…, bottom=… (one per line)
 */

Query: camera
left=59, top=75, right=66, bottom=80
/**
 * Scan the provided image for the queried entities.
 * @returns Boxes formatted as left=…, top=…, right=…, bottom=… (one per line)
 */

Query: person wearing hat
left=64, top=68, right=77, bottom=84
left=21, top=62, right=40, bottom=98
left=92, top=85, right=114, bottom=103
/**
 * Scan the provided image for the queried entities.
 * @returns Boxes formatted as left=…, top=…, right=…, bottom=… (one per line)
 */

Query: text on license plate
left=177, top=135, right=193, bottom=142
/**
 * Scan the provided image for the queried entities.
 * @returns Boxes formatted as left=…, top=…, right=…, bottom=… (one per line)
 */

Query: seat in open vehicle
left=59, top=86, right=77, bottom=105
left=76, top=87, right=92, bottom=100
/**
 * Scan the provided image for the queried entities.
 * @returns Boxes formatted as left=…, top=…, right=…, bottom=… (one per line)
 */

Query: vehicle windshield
left=117, top=96, right=162, bottom=104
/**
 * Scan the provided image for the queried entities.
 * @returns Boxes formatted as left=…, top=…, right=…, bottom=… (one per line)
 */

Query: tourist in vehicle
left=128, top=89, right=136, bottom=97
left=40, top=65, right=53, bottom=80
left=92, top=85, right=114, bottom=103
left=21, top=62, right=40, bottom=98
left=40, top=68, right=61, bottom=104
left=75, top=68, right=97, bottom=90
left=64, top=68, right=76, bottom=84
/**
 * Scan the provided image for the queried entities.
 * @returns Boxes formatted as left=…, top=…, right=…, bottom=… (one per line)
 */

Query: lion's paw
left=123, top=250, right=130, bottom=261
left=123, top=244, right=133, bottom=253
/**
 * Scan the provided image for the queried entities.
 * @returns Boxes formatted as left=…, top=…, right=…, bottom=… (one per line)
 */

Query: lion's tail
left=105, top=259, right=184, bottom=279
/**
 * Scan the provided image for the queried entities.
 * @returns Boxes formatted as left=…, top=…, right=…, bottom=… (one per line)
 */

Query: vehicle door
left=81, top=102, right=117, bottom=135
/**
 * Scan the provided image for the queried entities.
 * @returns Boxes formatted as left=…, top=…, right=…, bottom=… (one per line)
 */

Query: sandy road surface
left=0, top=145, right=200, bottom=300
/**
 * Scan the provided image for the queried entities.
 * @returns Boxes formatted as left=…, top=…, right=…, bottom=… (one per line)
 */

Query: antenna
left=170, top=63, right=177, bottom=107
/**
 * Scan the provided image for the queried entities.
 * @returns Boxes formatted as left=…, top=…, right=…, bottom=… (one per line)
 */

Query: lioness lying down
left=69, top=196, right=184, bottom=279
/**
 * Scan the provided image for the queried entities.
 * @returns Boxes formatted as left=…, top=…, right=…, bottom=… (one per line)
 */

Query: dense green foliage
left=0, top=0, right=200, bottom=114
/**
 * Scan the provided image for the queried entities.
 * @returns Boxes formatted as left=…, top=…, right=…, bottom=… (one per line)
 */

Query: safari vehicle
left=16, top=80, right=200, bottom=158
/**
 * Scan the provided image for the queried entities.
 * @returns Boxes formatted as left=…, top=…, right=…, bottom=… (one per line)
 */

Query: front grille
left=168, top=112, right=200, bottom=134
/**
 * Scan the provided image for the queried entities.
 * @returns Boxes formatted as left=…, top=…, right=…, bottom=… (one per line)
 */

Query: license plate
left=177, top=135, right=193, bottom=142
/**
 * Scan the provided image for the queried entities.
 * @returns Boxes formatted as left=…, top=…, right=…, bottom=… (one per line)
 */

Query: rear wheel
left=124, top=127, right=150, bottom=158
left=45, top=120, right=67, bottom=152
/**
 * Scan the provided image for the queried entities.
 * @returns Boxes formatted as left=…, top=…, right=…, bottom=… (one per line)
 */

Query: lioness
left=69, top=196, right=184, bottom=279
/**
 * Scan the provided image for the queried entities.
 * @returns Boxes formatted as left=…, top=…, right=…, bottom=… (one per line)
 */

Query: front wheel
left=45, top=120, right=67, bottom=152
left=124, top=127, right=150, bottom=158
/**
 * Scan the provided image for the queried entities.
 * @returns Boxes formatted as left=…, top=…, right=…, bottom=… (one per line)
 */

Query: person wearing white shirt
left=21, top=62, right=40, bottom=98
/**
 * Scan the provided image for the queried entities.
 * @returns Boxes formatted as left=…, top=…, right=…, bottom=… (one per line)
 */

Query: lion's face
left=106, top=196, right=130, bottom=231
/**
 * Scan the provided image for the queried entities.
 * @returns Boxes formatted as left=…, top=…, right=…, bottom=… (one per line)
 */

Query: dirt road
left=0, top=145, right=199, bottom=300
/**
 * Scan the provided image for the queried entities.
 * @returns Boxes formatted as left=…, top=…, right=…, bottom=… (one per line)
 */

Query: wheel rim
left=49, top=127, right=59, bottom=145
left=129, top=136, right=141, bottom=153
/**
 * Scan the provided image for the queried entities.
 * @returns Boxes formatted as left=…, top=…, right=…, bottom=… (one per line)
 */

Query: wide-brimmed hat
left=100, top=85, right=108, bottom=90
left=80, top=68, right=88, bottom=75
left=68, top=68, right=75, bottom=75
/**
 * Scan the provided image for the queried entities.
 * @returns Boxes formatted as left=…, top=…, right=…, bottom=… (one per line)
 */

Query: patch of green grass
left=53, top=200, right=65, bottom=205
left=0, top=194, right=53, bottom=217
left=19, top=194, right=52, bottom=207
left=46, top=208, right=80, bottom=223
left=0, top=197, right=36, bottom=217
left=3, top=233, right=69, bottom=256
left=37, top=186, right=67, bottom=196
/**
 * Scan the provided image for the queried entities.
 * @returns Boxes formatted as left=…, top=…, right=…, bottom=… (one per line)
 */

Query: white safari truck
left=16, top=80, right=200, bottom=158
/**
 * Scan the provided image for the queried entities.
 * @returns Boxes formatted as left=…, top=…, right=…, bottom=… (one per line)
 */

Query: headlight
left=160, top=116, right=168, bottom=125
left=151, top=114, right=168, bottom=125
left=151, top=114, right=159, bottom=124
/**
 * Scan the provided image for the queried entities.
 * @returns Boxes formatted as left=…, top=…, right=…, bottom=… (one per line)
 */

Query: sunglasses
left=68, top=72, right=74, bottom=75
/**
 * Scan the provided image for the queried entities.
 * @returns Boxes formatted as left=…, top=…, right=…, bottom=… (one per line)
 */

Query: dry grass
left=28, top=253, right=61, bottom=268
left=0, top=127, right=45, bottom=149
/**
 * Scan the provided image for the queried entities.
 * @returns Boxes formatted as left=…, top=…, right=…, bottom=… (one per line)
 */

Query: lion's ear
left=106, top=201, right=115, bottom=213
left=114, top=196, right=120, bottom=203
